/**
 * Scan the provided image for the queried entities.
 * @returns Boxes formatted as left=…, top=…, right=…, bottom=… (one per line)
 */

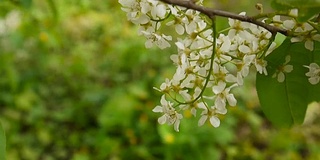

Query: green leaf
left=8, top=0, right=32, bottom=8
left=271, top=0, right=320, bottom=8
left=271, top=0, right=320, bottom=21
left=256, top=39, right=320, bottom=127
left=21, top=0, right=32, bottom=8
left=0, top=122, right=6, bottom=160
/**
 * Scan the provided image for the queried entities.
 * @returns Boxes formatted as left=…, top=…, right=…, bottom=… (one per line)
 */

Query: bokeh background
left=0, top=0, right=320, bottom=159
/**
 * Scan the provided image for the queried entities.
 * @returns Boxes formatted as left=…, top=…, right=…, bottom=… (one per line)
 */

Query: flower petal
left=284, top=65, right=293, bottom=73
left=226, top=94, right=237, bottom=106
left=212, top=81, right=226, bottom=94
left=174, top=119, right=181, bottom=132
left=152, top=106, right=163, bottom=113
left=209, top=116, right=220, bottom=128
left=198, top=115, right=208, bottom=126
left=277, top=72, right=285, bottom=83
left=305, top=40, right=314, bottom=51
left=158, top=115, right=167, bottom=124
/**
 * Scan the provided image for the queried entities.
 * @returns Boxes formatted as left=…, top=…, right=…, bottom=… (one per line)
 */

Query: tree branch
left=159, top=0, right=288, bottom=35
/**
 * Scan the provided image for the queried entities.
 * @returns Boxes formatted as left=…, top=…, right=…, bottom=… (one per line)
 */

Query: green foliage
left=257, top=39, right=320, bottom=127
left=271, top=0, right=320, bottom=21
left=0, top=122, right=5, bottom=160
left=8, top=0, right=33, bottom=8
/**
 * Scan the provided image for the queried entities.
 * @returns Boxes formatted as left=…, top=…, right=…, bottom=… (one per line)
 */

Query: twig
left=159, top=0, right=288, bottom=35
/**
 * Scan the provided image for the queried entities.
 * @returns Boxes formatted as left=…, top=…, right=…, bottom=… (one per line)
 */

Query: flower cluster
left=119, top=0, right=172, bottom=49
left=282, top=17, right=320, bottom=51
left=119, top=0, right=320, bottom=131
left=271, top=9, right=320, bottom=84
left=268, top=9, right=320, bottom=51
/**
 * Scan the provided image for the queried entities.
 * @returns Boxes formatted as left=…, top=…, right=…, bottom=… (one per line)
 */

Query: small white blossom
left=228, top=12, right=251, bottom=39
left=291, top=31, right=320, bottom=51
left=295, top=22, right=313, bottom=33
left=179, top=88, right=202, bottom=116
left=183, top=9, right=203, bottom=34
left=254, top=58, right=268, bottom=75
left=197, top=103, right=221, bottom=127
left=212, top=81, right=238, bottom=112
left=167, top=18, right=185, bottom=35
left=119, top=0, right=150, bottom=24
left=280, top=18, right=320, bottom=51
left=141, top=31, right=172, bottom=49
left=304, top=63, right=320, bottom=85
left=158, top=78, right=171, bottom=92
left=152, top=95, right=183, bottom=132
left=166, top=6, right=185, bottom=35
left=272, top=55, right=293, bottom=82
left=234, top=54, right=256, bottom=85
left=149, top=1, right=167, bottom=19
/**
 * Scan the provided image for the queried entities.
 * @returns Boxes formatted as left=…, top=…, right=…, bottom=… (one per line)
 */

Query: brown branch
left=160, top=0, right=288, bottom=35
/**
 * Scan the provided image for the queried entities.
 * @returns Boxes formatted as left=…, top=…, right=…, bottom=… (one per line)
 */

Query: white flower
left=234, top=54, right=256, bottom=85
left=138, top=21, right=159, bottom=36
left=185, top=20, right=211, bottom=50
left=119, top=0, right=138, bottom=12
left=153, top=95, right=183, bottom=132
left=180, top=74, right=197, bottom=88
left=149, top=1, right=167, bottom=19
left=183, top=9, right=202, bottom=34
left=304, top=63, right=320, bottom=85
left=227, top=12, right=250, bottom=39
left=285, top=21, right=320, bottom=51
left=218, top=34, right=231, bottom=53
left=212, top=81, right=238, bottom=112
left=179, top=89, right=202, bottom=116
left=166, top=6, right=185, bottom=35
left=197, top=103, right=221, bottom=127
left=175, top=40, right=191, bottom=56
left=167, top=17, right=185, bottom=35
left=238, top=44, right=251, bottom=54
left=141, top=31, right=172, bottom=49
left=281, top=19, right=320, bottom=51
left=291, top=31, right=320, bottom=51
left=172, top=54, right=190, bottom=83
left=295, top=22, right=313, bottom=33
left=119, top=0, right=150, bottom=24
left=254, top=58, right=268, bottom=75
left=249, top=24, right=271, bottom=40
left=272, top=55, right=293, bottom=82
left=240, top=55, right=255, bottom=76
left=158, top=78, right=171, bottom=93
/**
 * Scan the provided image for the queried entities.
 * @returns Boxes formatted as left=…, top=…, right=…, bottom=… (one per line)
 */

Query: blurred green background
left=0, top=0, right=320, bottom=159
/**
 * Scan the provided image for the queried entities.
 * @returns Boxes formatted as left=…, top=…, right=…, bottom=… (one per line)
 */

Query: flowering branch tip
left=159, top=0, right=288, bottom=35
